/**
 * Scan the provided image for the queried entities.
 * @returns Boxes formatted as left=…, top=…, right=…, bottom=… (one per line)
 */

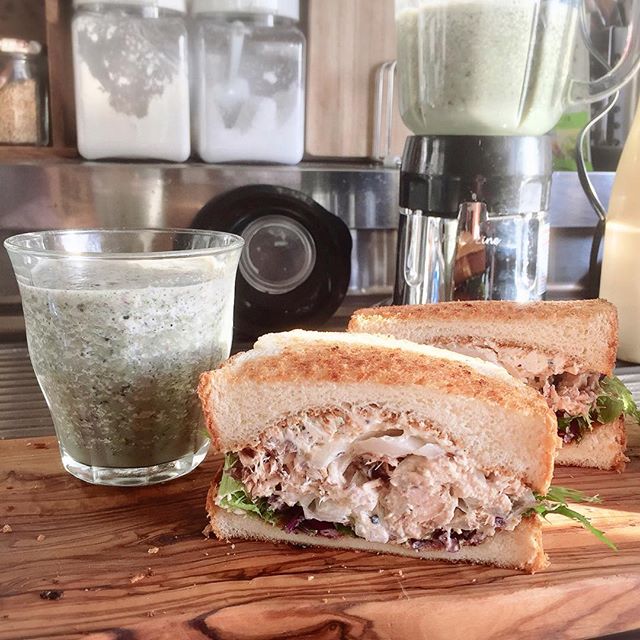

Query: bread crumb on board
left=2, top=524, right=12, bottom=533
left=36, top=534, right=46, bottom=542
left=147, top=546, right=160, bottom=555
left=130, top=568, right=154, bottom=584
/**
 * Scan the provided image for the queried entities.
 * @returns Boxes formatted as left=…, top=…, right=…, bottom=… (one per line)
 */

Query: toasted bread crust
left=205, top=481, right=547, bottom=573
left=348, top=300, right=618, bottom=375
left=350, top=299, right=615, bottom=324
left=205, top=335, right=551, bottom=421
left=197, top=370, right=223, bottom=452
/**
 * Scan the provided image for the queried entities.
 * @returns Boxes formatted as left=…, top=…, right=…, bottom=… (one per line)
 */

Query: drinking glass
left=5, top=229, right=243, bottom=486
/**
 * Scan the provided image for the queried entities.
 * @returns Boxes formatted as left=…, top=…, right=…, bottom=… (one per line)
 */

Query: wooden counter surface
left=1, top=424, right=640, bottom=640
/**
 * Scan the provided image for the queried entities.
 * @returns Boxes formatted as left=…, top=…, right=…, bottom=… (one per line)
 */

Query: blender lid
left=191, top=0, right=299, bottom=20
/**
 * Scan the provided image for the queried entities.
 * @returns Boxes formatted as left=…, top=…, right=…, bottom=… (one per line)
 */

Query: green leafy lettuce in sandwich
left=557, top=376, right=640, bottom=444
left=218, top=453, right=616, bottom=551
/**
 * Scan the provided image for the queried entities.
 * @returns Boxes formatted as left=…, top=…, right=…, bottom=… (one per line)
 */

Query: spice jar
left=0, top=39, right=49, bottom=146
left=71, top=0, right=191, bottom=161
left=191, top=0, right=305, bottom=164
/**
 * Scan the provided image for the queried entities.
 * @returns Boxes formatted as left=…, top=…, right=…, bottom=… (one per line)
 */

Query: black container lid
left=192, top=184, right=352, bottom=339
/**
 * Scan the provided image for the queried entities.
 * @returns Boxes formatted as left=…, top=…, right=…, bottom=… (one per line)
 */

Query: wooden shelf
left=0, top=145, right=77, bottom=161
left=0, top=1, right=77, bottom=161
left=45, top=0, right=76, bottom=150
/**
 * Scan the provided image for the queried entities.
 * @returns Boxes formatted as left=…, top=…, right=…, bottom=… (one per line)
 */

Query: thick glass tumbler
left=5, top=229, right=243, bottom=486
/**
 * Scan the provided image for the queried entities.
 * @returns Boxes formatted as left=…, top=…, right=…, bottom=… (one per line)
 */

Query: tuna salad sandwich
left=349, top=299, right=639, bottom=472
left=198, top=330, right=612, bottom=573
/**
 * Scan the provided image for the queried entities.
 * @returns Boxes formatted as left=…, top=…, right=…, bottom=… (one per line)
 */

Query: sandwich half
left=198, top=330, right=557, bottom=572
left=349, top=300, right=633, bottom=471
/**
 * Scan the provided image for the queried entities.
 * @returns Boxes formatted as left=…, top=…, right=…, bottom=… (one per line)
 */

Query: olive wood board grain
left=1, top=425, right=640, bottom=640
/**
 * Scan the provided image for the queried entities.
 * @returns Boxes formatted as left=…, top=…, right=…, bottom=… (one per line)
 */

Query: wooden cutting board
left=1, top=426, right=640, bottom=640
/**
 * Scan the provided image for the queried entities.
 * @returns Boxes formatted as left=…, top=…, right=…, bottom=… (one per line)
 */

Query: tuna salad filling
left=435, top=342, right=639, bottom=443
left=530, top=373, right=639, bottom=444
left=216, top=404, right=537, bottom=552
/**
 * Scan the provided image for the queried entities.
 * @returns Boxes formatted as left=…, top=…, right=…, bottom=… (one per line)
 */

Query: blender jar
left=395, top=0, right=640, bottom=136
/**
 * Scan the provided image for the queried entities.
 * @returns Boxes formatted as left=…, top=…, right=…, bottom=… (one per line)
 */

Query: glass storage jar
left=191, top=0, right=305, bottom=164
left=0, top=39, right=49, bottom=146
left=71, top=0, right=191, bottom=161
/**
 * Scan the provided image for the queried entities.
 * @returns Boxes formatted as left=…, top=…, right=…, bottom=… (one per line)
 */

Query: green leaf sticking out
left=334, top=523, right=357, bottom=537
left=542, top=486, right=602, bottom=505
left=532, top=485, right=617, bottom=551
left=218, top=453, right=277, bottom=525
left=557, top=375, right=640, bottom=441
left=597, top=376, right=640, bottom=424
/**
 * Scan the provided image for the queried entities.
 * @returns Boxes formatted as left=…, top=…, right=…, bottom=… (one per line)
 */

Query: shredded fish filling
left=435, top=342, right=603, bottom=422
left=222, top=404, right=536, bottom=549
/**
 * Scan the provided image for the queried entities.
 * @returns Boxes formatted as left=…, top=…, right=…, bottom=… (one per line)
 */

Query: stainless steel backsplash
left=0, top=162, right=613, bottom=303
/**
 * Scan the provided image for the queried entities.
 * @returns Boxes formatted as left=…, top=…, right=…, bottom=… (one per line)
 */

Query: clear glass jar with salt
left=191, top=0, right=305, bottom=164
left=71, top=0, right=191, bottom=161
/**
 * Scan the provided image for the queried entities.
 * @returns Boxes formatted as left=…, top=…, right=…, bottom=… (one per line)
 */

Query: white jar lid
left=191, top=0, right=299, bottom=21
left=73, top=0, right=187, bottom=12
left=0, top=38, right=42, bottom=55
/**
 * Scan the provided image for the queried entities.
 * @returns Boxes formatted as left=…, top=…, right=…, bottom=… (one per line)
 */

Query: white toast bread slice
left=555, top=417, right=627, bottom=471
left=206, top=482, right=547, bottom=573
left=348, top=300, right=618, bottom=376
left=198, top=330, right=557, bottom=492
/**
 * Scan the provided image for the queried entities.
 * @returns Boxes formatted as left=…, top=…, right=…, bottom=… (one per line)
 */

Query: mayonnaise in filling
left=221, top=404, right=536, bottom=548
